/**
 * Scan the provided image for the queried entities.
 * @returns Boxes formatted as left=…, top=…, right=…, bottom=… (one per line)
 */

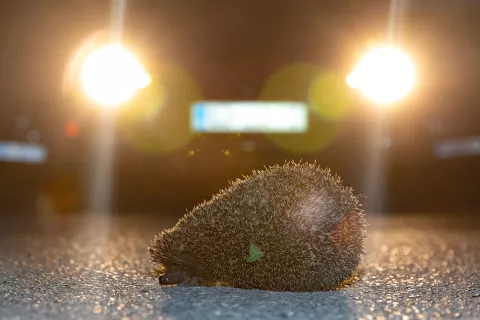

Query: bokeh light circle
left=259, top=63, right=343, bottom=153
left=117, top=64, right=203, bottom=155
left=308, top=72, right=354, bottom=121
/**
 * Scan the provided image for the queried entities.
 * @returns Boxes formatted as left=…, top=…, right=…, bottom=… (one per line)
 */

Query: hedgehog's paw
left=159, top=267, right=205, bottom=287
left=178, top=276, right=205, bottom=287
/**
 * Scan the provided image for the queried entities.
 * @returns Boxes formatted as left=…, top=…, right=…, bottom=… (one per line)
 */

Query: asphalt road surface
left=0, top=213, right=479, bottom=320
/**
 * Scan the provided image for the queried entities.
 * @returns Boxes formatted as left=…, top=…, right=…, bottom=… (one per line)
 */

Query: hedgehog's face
left=149, top=230, right=205, bottom=286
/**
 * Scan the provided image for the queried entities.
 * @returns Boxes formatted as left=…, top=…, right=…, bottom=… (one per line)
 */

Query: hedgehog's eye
left=159, top=274, right=172, bottom=285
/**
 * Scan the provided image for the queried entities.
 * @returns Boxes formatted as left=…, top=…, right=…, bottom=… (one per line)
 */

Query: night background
left=0, top=1, right=479, bottom=319
left=1, top=0, right=480, bottom=219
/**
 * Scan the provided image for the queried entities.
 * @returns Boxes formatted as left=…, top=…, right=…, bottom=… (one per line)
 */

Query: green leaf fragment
left=247, top=243, right=264, bottom=263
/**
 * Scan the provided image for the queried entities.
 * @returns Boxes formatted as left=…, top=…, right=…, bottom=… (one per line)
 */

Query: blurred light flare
left=259, top=63, right=342, bottom=153
left=118, top=64, right=203, bottom=155
left=63, top=0, right=132, bottom=256
left=347, top=46, right=416, bottom=104
left=81, top=44, right=151, bottom=108
left=348, top=0, right=409, bottom=220
left=308, top=72, right=353, bottom=121
left=65, top=121, right=79, bottom=138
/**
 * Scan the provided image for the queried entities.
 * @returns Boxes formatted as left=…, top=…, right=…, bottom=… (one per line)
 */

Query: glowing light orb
left=347, top=46, right=416, bottom=104
left=81, top=44, right=151, bottom=107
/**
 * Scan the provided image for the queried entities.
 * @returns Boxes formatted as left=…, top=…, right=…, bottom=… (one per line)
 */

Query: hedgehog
left=149, top=161, right=366, bottom=292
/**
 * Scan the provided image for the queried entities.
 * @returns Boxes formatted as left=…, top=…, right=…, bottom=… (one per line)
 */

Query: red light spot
left=65, top=122, right=79, bottom=138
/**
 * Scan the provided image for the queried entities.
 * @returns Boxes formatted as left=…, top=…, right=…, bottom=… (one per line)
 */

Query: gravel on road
left=0, top=214, right=479, bottom=319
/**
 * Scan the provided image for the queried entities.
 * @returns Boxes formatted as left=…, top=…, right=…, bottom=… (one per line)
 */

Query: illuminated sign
left=190, top=101, right=308, bottom=133
left=0, top=142, right=47, bottom=164
left=435, top=136, right=480, bottom=158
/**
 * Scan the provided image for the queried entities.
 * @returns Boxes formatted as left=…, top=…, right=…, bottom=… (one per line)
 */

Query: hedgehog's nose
left=159, top=274, right=170, bottom=285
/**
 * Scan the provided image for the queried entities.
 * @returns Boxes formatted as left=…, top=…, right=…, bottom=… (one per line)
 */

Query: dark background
left=0, top=0, right=479, bottom=223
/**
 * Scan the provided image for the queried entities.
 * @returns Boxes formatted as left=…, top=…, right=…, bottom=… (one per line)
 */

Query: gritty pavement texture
left=0, top=213, right=479, bottom=320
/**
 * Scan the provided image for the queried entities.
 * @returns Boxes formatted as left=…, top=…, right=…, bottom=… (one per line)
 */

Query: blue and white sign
left=190, top=101, right=309, bottom=133
left=435, top=136, right=480, bottom=158
left=0, top=142, right=47, bottom=164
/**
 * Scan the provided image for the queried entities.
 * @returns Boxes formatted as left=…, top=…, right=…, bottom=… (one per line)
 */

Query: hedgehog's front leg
left=182, top=276, right=205, bottom=287
left=159, top=266, right=204, bottom=286
left=159, top=271, right=182, bottom=285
